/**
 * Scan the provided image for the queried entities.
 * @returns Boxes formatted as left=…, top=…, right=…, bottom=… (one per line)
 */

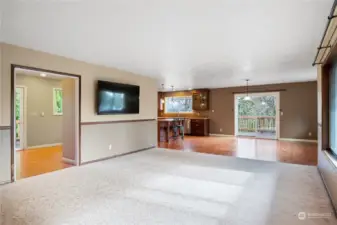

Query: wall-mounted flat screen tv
left=96, top=80, right=140, bottom=115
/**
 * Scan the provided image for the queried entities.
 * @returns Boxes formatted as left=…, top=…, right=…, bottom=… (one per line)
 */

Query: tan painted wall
left=0, top=43, right=157, bottom=124
left=0, top=43, right=157, bottom=183
left=0, top=130, right=10, bottom=183
left=209, top=81, right=318, bottom=139
left=62, top=78, right=76, bottom=161
left=16, top=74, right=62, bottom=147
left=0, top=44, right=2, bottom=125
left=81, top=120, right=156, bottom=163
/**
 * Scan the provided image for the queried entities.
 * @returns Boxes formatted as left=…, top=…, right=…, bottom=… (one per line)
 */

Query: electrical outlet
left=308, top=132, right=312, bottom=137
left=220, top=128, right=223, bottom=132
left=109, top=144, right=112, bottom=150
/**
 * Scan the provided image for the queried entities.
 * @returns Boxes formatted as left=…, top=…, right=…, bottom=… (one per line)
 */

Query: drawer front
left=191, top=119, right=204, bottom=125
left=190, top=119, right=209, bottom=136
left=191, top=122, right=204, bottom=130
left=191, top=129, right=205, bottom=136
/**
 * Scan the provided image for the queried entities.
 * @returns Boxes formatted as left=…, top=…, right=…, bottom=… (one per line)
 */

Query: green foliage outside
left=237, top=96, right=276, bottom=117
left=165, top=97, right=192, bottom=113
left=237, top=96, right=276, bottom=133
left=55, top=89, right=63, bottom=114
left=15, top=90, right=20, bottom=139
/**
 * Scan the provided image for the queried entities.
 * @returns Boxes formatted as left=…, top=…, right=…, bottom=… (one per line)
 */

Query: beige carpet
left=0, top=148, right=336, bottom=225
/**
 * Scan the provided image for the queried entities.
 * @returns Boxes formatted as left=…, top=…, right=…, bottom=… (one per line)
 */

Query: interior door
left=15, top=87, right=25, bottom=150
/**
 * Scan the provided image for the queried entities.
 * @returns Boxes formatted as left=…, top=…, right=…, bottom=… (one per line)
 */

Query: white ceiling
left=1, top=0, right=334, bottom=90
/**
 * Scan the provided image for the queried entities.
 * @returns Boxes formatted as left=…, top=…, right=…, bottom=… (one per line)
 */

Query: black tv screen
left=97, top=80, right=140, bottom=114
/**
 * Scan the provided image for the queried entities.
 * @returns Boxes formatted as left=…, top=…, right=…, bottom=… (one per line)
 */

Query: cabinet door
left=192, top=93, right=201, bottom=110
left=191, top=119, right=208, bottom=136
left=192, top=91, right=209, bottom=110
left=200, top=92, right=209, bottom=110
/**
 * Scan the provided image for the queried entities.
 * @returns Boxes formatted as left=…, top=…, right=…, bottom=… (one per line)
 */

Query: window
left=165, top=96, right=193, bottom=113
left=330, top=65, right=337, bottom=155
left=53, top=88, right=63, bottom=115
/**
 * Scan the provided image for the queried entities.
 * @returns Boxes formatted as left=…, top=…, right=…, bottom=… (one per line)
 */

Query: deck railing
left=238, top=116, right=276, bottom=132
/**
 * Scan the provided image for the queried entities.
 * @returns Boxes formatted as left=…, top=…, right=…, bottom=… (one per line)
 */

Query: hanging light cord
left=160, top=84, right=165, bottom=103
left=246, top=79, right=249, bottom=97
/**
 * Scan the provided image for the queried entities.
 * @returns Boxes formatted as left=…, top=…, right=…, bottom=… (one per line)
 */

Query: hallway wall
left=16, top=74, right=62, bottom=147
left=61, top=78, right=76, bottom=162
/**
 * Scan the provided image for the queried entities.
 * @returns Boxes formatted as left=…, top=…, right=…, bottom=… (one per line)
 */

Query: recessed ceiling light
left=40, top=73, right=47, bottom=77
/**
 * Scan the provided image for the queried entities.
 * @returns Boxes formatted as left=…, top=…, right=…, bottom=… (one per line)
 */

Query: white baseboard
left=279, top=138, right=318, bottom=143
left=27, top=143, right=62, bottom=149
left=62, top=157, right=77, bottom=165
left=0, top=180, right=11, bottom=185
left=209, top=133, right=235, bottom=137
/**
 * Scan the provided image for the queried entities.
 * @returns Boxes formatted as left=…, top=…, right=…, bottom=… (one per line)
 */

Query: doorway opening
left=11, top=66, right=81, bottom=181
left=234, top=92, right=280, bottom=139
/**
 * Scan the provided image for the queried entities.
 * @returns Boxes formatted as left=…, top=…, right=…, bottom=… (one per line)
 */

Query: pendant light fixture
left=160, top=84, right=165, bottom=104
left=244, top=79, right=251, bottom=100
left=170, top=85, right=178, bottom=105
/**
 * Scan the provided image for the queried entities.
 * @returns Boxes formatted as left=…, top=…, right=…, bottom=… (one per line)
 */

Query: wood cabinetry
left=190, top=119, right=209, bottom=136
left=192, top=90, right=209, bottom=111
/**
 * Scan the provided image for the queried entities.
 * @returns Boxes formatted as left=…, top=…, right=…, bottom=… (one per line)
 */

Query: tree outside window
left=165, top=96, right=193, bottom=113
left=53, top=88, right=63, bottom=115
left=237, top=96, right=276, bottom=117
left=15, top=89, right=21, bottom=139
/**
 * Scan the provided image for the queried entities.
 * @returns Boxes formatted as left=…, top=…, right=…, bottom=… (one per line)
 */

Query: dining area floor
left=158, top=136, right=317, bottom=166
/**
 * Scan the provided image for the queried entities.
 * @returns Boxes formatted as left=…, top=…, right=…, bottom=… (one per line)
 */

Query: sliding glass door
left=235, top=92, right=280, bottom=139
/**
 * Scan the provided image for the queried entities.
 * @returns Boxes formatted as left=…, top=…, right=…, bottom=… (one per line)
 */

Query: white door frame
left=15, top=86, right=28, bottom=151
left=234, top=92, right=280, bottom=139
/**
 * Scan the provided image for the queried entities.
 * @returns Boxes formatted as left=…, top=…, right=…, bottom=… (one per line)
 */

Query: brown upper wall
left=158, top=81, right=318, bottom=139
left=209, top=81, right=318, bottom=139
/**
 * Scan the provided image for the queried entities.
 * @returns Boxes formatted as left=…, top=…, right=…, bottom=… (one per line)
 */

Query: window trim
left=53, top=87, right=63, bottom=116
left=164, top=95, right=193, bottom=114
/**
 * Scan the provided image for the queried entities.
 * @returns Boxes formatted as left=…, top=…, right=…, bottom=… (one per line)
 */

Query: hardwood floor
left=15, top=136, right=316, bottom=180
left=16, top=145, right=73, bottom=180
left=158, top=136, right=318, bottom=166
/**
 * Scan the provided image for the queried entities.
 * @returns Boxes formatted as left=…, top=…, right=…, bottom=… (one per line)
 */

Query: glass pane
left=15, top=88, right=22, bottom=149
left=165, top=96, right=192, bottom=113
left=54, top=89, right=63, bottom=114
left=237, top=95, right=276, bottom=139
left=15, top=89, right=21, bottom=139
